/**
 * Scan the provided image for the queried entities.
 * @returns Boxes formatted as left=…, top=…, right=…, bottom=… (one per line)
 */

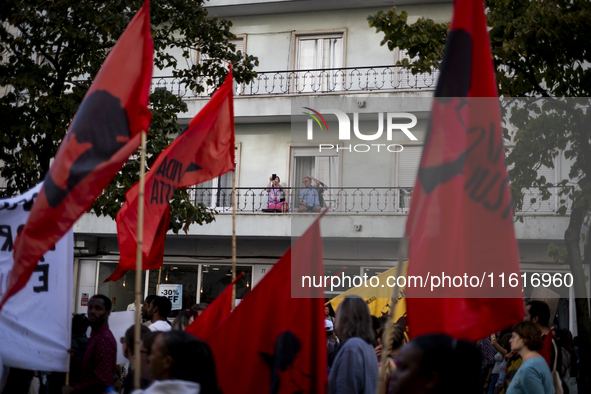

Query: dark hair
left=325, top=302, right=335, bottom=318
left=141, top=331, right=160, bottom=355
left=527, top=300, right=551, bottom=328
left=152, top=296, right=172, bottom=318
left=335, top=296, right=375, bottom=344
left=72, top=314, right=90, bottom=335
left=410, top=334, right=481, bottom=394
left=90, top=294, right=112, bottom=312
left=171, top=310, right=196, bottom=331
left=376, top=322, right=406, bottom=353
left=144, top=294, right=157, bottom=306
left=192, top=303, right=209, bottom=313
left=512, top=321, right=543, bottom=351
left=554, top=328, right=575, bottom=356
left=124, top=324, right=151, bottom=354
left=160, top=331, right=220, bottom=393
left=371, top=315, right=382, bottom=346
left=390, top=323, right=406, bottom=351
left=500, top=333, right=512, bottom=352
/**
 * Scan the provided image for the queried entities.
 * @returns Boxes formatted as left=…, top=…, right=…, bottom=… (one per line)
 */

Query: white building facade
left=68, top=0, right=586, bottom=333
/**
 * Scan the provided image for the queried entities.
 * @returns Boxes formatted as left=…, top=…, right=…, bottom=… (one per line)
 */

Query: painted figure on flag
left=44, top=91, right=130, bottom=207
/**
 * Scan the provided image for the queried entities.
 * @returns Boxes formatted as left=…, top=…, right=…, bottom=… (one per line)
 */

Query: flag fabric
left=328, top=262, right=408, bottom=325
left=0, top=1, right=153, bottom=311
left=185, top=272, right=244, bottom=341
left=206, top=215, right=327, bottom=394
left=104, top=67, right=235, bottom=283
left=404, top=0, right=523, bottom=340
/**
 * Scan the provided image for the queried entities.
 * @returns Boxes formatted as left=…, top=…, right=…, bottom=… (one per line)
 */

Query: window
left=96, top=262, right=146, bottom=312
left=292, top=31, right=346, bottom=93
left=195, top=36, right=246, bottom=96
left=396, top=146, right=422, bottom=211
left=290, top=146, right=339, bottom=209
left=199, top=264, right=252, bottom=304
left=192, top=144, right=240, bottom=210
left=397, top=49, right=439, bottom=89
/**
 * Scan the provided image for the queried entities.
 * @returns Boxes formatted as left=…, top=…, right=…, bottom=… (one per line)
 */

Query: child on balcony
left=267, top=175, right=288, bottom=212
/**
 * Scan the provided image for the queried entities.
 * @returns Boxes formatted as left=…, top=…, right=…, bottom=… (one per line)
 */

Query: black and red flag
left=206, top=213, right=327, bottom=394
left=0, top=0, right=153, bottom=311
left=404, top=0, right=523, bottom=340
left=105, top=67, right=235, bottom=283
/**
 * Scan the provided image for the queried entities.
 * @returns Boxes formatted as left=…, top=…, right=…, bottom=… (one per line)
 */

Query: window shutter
left=397, top=146, right=422, bottom=187
left=230, top=38, right=244, bottom=54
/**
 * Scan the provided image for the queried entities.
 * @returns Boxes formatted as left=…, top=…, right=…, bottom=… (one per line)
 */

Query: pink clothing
left=268, top=202, right=287, bottom=210
left=267, top=185, right=288, bottom=211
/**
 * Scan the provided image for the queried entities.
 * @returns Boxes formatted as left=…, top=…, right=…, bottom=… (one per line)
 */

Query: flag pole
left=157, top=266, right=162, bottom=294
left=376, top=237, right=408, bottom=394
left=134, top=130, right=147, bottom=390
left=230, top=169, right=237, bottom=311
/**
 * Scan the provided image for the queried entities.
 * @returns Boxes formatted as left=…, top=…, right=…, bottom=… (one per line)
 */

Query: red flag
left=0, top=1, right=153, bottom=311
left=206, top=214, right=327, bottom=394
left=404, top=0, right=523, bottom=340
left=104, top=67, right=235, bottom=282
left=185, top=272, right=244, bottom=340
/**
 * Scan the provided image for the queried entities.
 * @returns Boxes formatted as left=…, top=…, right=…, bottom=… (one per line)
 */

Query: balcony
left=187, top=186, right=571, bottom=215
left=72, top=186, right=571, bottom=240
left=151, top=65, right=439, bottom=99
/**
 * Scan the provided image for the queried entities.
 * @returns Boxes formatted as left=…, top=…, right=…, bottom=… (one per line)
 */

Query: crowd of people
left=322, top=298, right=579, bottom=394
left=0, top=294, right=581, bottom=394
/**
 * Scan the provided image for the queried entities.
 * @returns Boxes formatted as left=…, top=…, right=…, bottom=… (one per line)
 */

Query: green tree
left=0, top=0, right=258, bottom=233
left=369, top=0, right=591, bottom=391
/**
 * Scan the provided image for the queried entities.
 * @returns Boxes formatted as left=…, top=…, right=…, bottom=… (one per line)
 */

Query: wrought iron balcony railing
left=186, top=186, right=571, bottom=215
left=151, top=65, right=439, bottom=98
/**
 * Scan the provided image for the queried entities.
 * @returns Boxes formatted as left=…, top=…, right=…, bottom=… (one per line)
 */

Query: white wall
left=252, top=264, right=274, bottom=287
left=236, top=123, right=291, bottom=187
left=228, top=5, right=453, bottom=71
left=75, top=259, right=97, bottom=314
left=153, top=5, right=453, bottom=76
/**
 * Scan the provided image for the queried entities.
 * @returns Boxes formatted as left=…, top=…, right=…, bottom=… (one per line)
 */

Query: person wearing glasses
left=120, top=324, right=151, bottom=394
left=298, top=175, right=325, bottom=212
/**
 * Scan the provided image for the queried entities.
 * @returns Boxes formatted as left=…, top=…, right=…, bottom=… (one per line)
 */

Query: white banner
left=0, top=183, right=73, bottom=372
left=107, top=311, right=136, bottom=365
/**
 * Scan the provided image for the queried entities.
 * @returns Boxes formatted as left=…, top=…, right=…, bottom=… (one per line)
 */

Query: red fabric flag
left=404, top=0, right=523, bottom=340
left=185, top=272, right=244, bottom=341
left=104, top=68, right=235, bottom=282
left=206, top=214, right=327, bottom=394
left=0, top=1, right=153, bottom=311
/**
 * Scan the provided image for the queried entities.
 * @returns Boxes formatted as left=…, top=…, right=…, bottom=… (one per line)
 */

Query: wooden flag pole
left=376, top=237, right=408, bottom=394
left=157, top=266, right=162, bottom=295
left=134, top=130, right=148, bottom=390
left=231, top=169, right=237, bottom=311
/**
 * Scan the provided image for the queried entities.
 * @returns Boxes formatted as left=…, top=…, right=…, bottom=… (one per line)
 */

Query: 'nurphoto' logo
left=302, top=107, right=418, bottom=153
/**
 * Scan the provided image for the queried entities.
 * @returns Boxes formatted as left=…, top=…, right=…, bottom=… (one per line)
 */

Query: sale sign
left=159, top=284, right=182, bottom=310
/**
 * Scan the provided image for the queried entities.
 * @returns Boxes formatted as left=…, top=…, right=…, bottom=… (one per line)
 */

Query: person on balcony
left=267, top=175, right=288, bottom=212
left=299, top=175, right=325, bottom=212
